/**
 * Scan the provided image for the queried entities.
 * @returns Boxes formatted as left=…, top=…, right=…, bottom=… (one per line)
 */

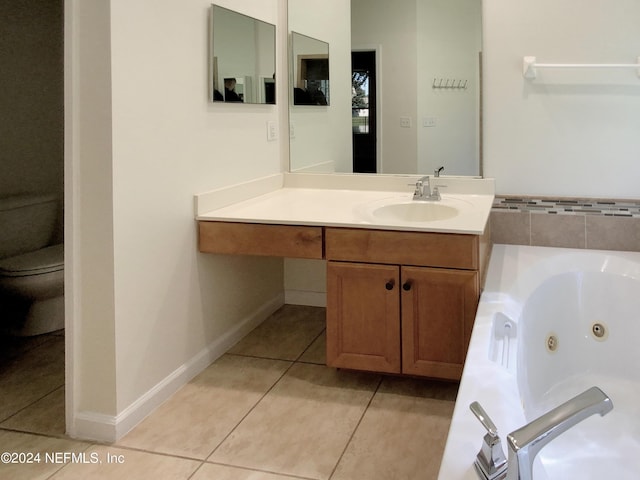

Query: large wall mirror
left=210, top=5, right=276, bottom=104
left=288, top=0, right=482, bottom=176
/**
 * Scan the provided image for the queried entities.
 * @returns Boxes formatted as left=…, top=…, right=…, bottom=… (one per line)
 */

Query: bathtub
left=438, top=244, right=640, bottom=480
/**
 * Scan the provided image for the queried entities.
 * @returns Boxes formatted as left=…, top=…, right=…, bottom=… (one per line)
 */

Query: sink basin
left=352, top=194, right=472, bottom=226
left=371, top=201, right=459, bottom=223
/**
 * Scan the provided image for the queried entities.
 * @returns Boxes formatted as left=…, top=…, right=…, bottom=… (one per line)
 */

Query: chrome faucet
left=412, top=175, right=441, bottom=201
left=470, top=402, right=508, bottom=480
left=506, top=387, right=613, bottom=480
left=471, top=386, right=613, bottom=480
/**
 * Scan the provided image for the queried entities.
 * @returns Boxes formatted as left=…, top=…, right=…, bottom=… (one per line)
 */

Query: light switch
left=267, top=121, right=278, bottom=141
left=423, top=117, right=437, bottom=127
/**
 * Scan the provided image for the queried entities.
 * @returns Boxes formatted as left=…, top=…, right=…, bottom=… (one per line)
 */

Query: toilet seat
left=0, top=244, right=64, bottom=277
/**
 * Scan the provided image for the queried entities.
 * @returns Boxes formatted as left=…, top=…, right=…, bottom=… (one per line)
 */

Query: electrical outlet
left=267, top=121, right=278, bottom=141
left=400, top=116, right=412, bottom=128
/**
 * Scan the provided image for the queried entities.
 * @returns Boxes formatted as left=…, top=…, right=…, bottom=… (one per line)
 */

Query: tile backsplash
left=491, top=196, right=640, bottom=252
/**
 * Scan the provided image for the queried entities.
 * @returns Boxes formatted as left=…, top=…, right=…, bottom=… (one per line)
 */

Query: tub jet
left=591, top=322, right=608, bottom=341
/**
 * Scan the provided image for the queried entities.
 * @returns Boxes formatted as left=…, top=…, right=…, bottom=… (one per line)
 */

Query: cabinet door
left=326, top=261, right=401, bottom=374
left=401, top=266, right=478, bottom=380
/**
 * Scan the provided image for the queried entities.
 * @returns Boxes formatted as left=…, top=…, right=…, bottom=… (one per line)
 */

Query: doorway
left=351, top=50, right=377, bottom=173
left=0, top=0, right=66, bottom=438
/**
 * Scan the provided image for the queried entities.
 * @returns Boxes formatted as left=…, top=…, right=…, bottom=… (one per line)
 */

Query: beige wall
left=66, top=0, right=286, bottom=439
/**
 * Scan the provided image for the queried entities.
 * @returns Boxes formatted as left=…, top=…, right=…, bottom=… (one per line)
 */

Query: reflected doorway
left=352, top=50, right=377, bottom=173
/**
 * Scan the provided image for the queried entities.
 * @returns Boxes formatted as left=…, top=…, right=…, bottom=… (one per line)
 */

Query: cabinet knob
left=402, top=281, right=412, bottom=291
left=385, top=280, right=395, bottom=290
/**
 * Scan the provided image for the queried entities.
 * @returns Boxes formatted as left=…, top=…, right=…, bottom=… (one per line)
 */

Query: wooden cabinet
left=199, top=221, right=490, bottom=381
left=199, top=222, right=323, bottom=259
left=326, top=262, right=401, bottom=374
left=325, top=227, right=485, bottom=381
left=400, top=266, right=477, bottom=379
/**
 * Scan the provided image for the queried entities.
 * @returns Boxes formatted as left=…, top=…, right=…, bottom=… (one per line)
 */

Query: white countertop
left=196, top=174, right=494, bottom=235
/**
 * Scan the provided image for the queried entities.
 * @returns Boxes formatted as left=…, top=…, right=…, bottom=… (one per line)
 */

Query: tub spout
left=506, top=386, right=613, bottom=480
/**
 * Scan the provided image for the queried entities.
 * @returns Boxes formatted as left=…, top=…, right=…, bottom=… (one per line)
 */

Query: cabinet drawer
left=198, top=222, right=323, bottom=259
left=325, top=227, right=478, bottom=269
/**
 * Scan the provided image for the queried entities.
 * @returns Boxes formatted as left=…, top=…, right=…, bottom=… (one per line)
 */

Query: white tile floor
left=0, top=305, right=458, bottom=479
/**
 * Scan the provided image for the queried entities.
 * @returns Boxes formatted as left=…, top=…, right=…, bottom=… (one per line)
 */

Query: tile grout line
left=4, top=309, right=333, bottom=478
left=294, top=328, right=326, bottom=363
left=186, top=461, right=207, bottom=480
left=204, top=327, right=325, bottom=461
left=584, top=214, right=588, bottom=248
left=326, top=375, right=384, bottom=480
left=0, top=384, right=65, bottom=430
left=0, top=318, right=324, bottom=471
left=199, top=460, right=318, bottom=480
left=204, top=357, right=297, bottom=460
left=0, top=334, right=65, bottom=427
left=42, top=439, right=95, bottom=480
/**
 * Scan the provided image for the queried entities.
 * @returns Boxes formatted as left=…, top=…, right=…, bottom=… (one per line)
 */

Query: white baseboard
left=284, top=289, right=326, bottom=307
left=71, top=293, right=284, bottom=443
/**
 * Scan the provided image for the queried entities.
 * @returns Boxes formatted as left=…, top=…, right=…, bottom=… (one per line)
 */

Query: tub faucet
left=506, top=386, right=613, bottom=480
left=412, top=175, right=441, bottom=201
left=471, top=386, right=613, bottom=480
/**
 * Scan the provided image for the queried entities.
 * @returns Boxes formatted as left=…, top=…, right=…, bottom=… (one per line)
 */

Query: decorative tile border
left=492, top=196, right=640, bottom=218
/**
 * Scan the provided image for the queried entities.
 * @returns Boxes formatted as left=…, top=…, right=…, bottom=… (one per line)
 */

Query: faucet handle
left=470, top=401, right=499, bottom=438
left=470, top=402, right=508, bottom=480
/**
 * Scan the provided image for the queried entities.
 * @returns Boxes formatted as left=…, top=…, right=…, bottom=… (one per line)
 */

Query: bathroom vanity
left=196, top=173, right=493, bottom=381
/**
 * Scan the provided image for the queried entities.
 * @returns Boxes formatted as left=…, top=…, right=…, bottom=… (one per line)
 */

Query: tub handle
left=470, top=401, right=499, bottom=437
left=470, top=402, right=508, bottom=480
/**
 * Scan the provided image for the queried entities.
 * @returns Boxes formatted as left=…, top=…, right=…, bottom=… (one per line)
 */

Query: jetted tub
left=438, top=244, right=640, bottom=480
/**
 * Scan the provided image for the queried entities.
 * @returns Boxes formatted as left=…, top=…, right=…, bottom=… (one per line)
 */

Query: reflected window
left=352, top=70, right=370, bottom=133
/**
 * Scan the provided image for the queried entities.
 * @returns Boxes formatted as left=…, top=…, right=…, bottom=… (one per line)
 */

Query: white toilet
left=0, top=194, right=64, bottom=336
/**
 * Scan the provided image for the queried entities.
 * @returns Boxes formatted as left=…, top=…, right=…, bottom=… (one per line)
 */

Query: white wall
left=351, top=0, right=418, bottom=174
left=417, top=0, right=481, bottom=176
left=483, top=0, right=640, bottom=198
left=288, top=0, right=352, bottom=173
left=65, top=0, right=117, bottom=423
left=66, top=0, right=287, bottom=440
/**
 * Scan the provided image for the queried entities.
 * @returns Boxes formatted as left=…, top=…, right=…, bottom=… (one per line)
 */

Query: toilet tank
left=0, top=193, right=59, bottom=259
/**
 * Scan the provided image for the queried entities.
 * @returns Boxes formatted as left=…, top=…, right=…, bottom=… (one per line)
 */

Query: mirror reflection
left=210, top=5, right=276, bottom=104
left=291, top=32, right=330, bottom=106
left=288, top=0, right=482, bottom=176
